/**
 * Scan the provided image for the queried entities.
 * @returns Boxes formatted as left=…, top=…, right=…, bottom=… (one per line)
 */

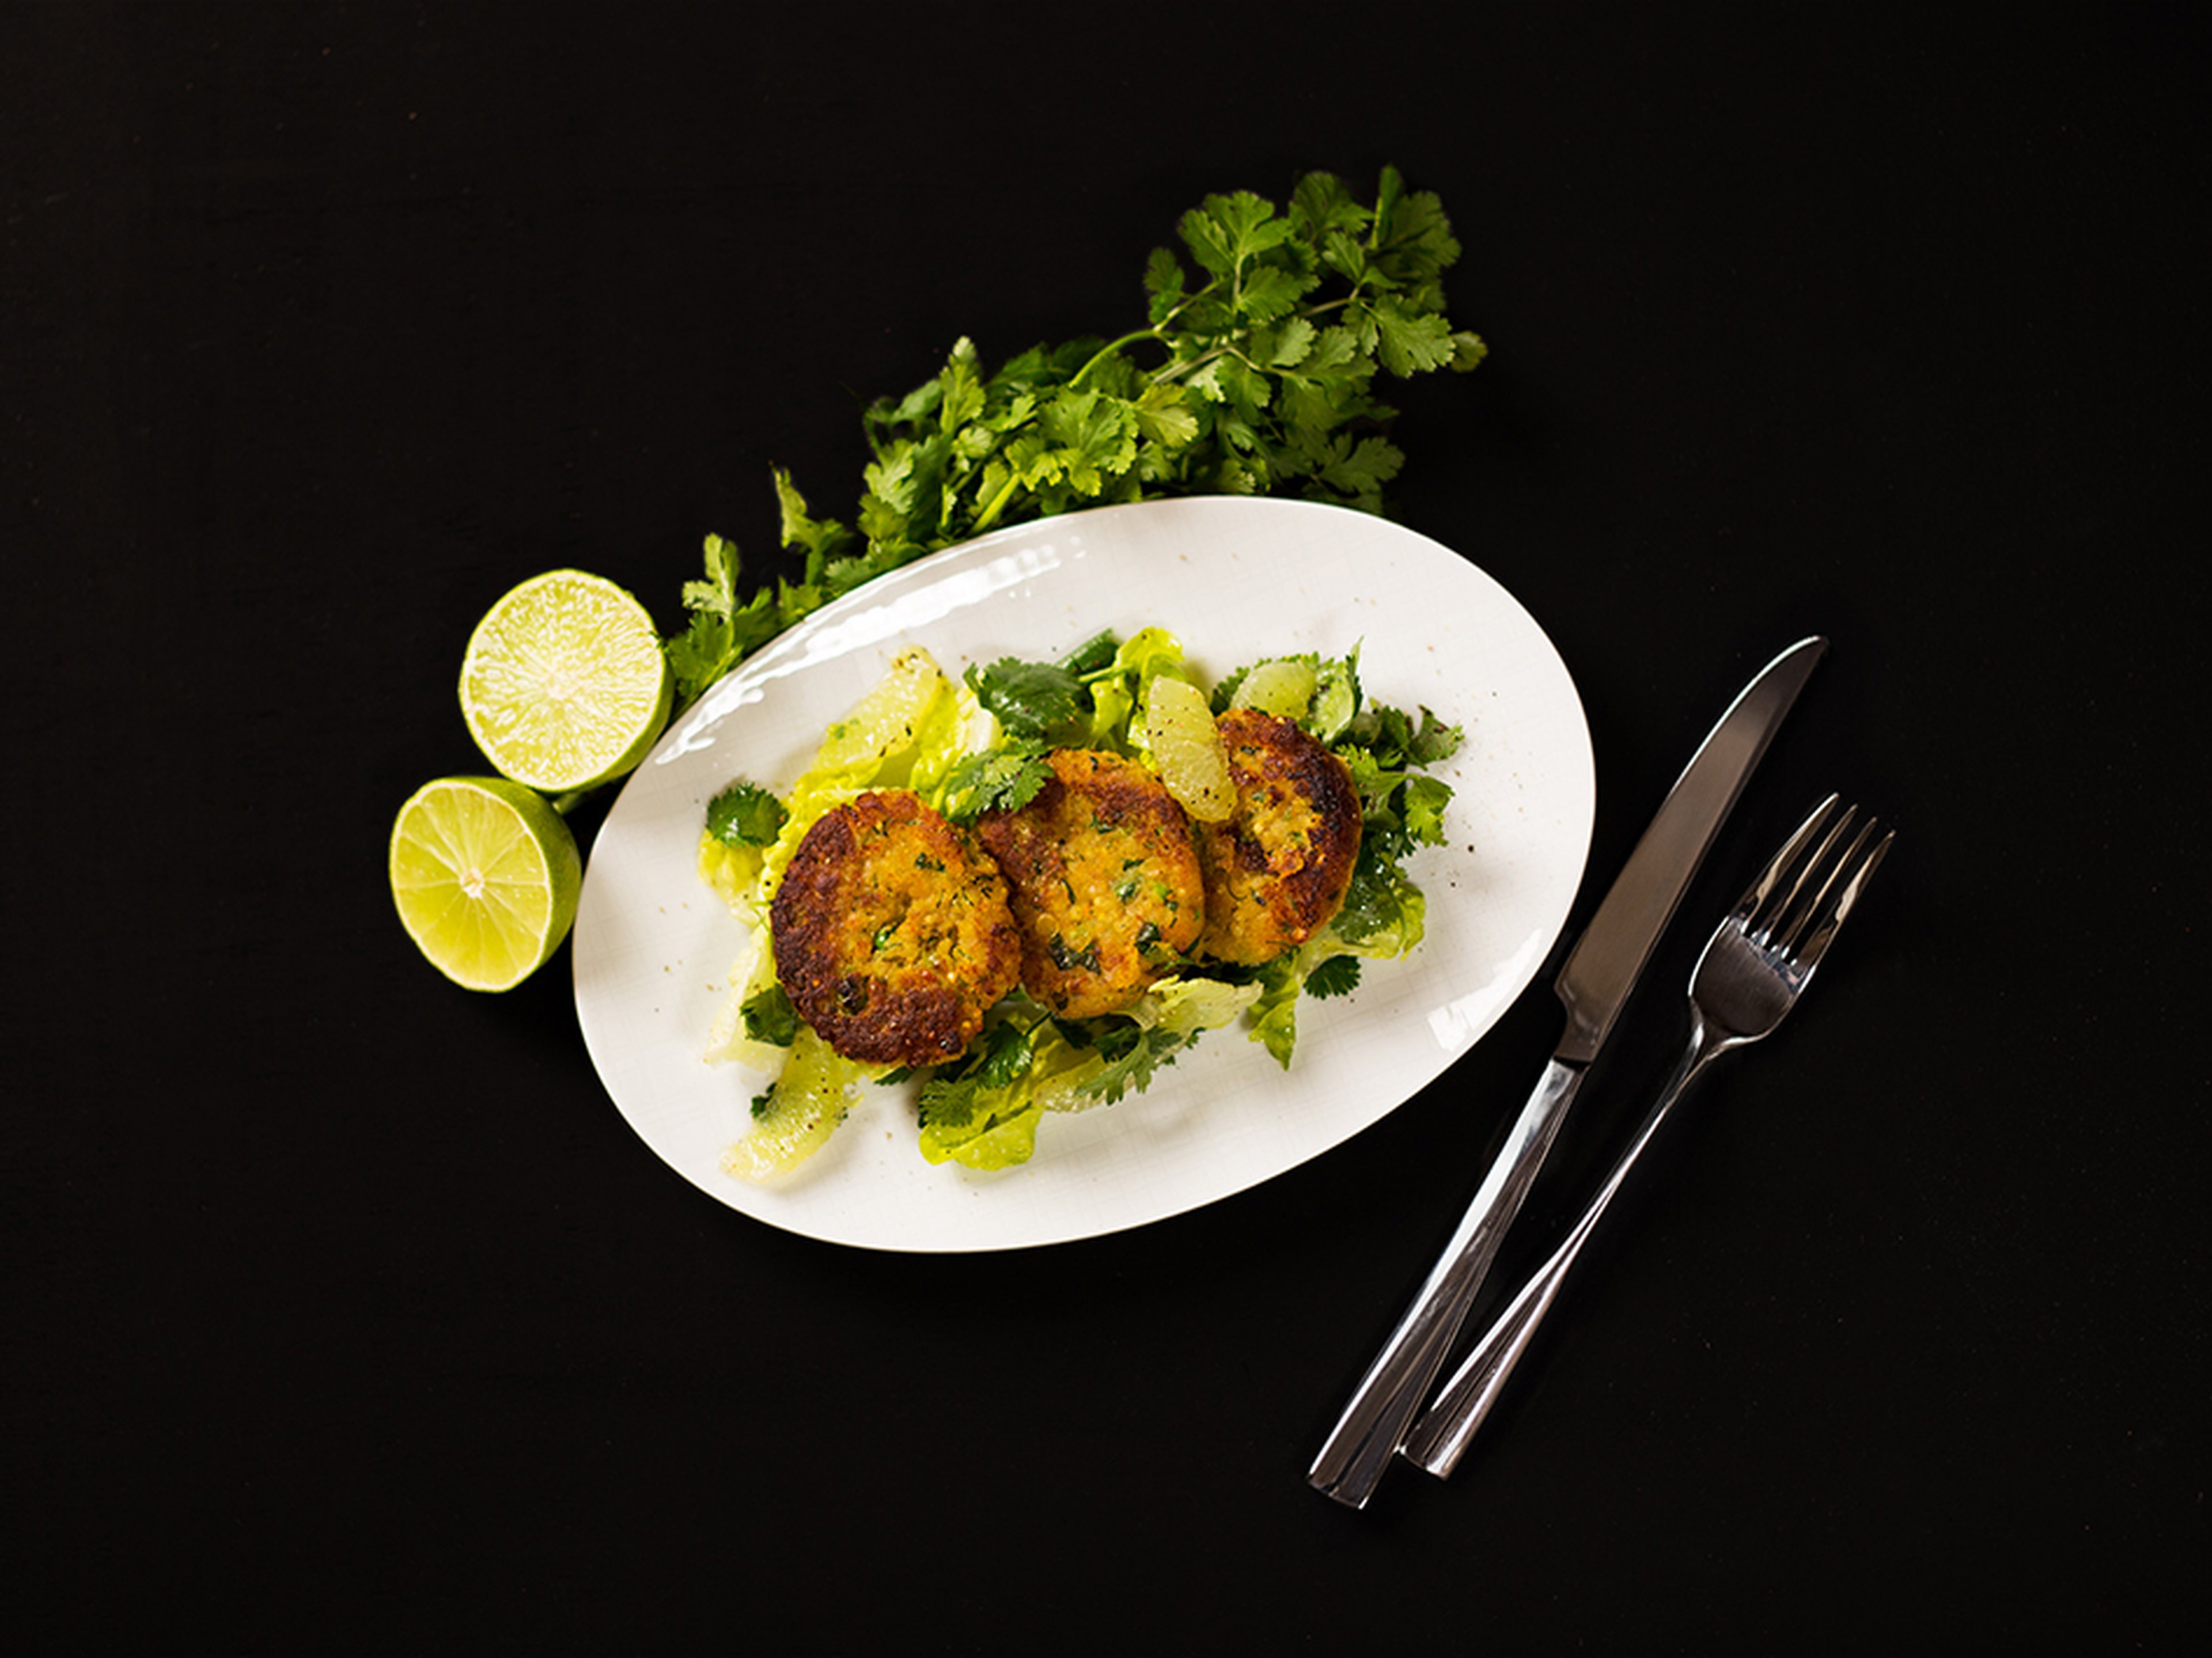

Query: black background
left=9, top=4, right=2206, bottom=1651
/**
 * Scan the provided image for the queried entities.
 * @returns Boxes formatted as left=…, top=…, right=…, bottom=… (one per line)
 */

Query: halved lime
left=389, top=776, right=584, bottom=991
left=459, top=569, right=673, bottom=794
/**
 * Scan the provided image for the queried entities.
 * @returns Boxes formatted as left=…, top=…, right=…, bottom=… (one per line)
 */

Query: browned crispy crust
left=1194, top=709, right=1363, bottom=965
left=976, top=749, right=1207, bottom=1018
left=770, top=790, right=1022, bottom=1068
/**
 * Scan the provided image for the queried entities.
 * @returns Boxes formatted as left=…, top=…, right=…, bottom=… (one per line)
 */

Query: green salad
left=697, top=627, right=1461, bottom=1178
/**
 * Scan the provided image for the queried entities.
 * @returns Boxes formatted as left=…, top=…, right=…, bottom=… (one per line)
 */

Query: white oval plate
left=572, top=496, right=1593, bottom=1252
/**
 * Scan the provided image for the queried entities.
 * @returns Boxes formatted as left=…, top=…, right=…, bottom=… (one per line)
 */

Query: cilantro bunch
left=666, top=167, right=1483, bottom=707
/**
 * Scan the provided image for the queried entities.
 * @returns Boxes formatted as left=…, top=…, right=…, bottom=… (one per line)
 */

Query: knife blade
left=1306, top=636, right=1827, bottom=1508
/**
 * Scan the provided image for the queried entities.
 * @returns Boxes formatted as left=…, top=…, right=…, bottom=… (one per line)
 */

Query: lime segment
left=459, top=569, right=673, bottom=794
left=390, top=776, right=583, bottom=991
left=1145, top=674, right=1236, bottom=822
left=1229, top=657, right=1319, bottom=720
left=721, top=1026, right=859, bottom=1181
left=808, top=645, right=950, bottom=776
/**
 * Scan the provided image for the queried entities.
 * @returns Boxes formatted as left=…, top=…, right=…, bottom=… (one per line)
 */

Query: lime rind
left=459, top=568, right=675, bottom=794
left=389, top=776, right=583, bottom=992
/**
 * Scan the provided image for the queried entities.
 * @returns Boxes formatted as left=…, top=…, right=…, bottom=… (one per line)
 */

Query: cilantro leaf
left=740, top=985, right=800, bottom=1047
left=920, top=1018, right=1039, bottom=1129
left=914, top=1069, right=1043, bottom=1167
left=665, top=534, right=791, bottom=707
left=965, top=657, right=1086, bottom=738
left=1404, top=706, right=1465, bottom=766
left=1369, top=297, right=1461, bottom=377
left=772, top=466, right=853, bottom=563
left=1304, top=955, right=1363, bottom=999
left=1334, top=852, right=1429, bottom=956
left=912, top=1015, right=1058, bottom=1169
left=1073, top=1026, right=1196, bottom=1106
left=1400, top=773, right=1452, bottom=847
left=935, top=746, right=1054, bottom=823
left=704, top=779, right=787, bottom=848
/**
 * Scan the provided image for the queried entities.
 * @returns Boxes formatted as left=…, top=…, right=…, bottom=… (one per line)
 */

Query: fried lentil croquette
left=976, top=749, right=1207, bottom=1018
left=1195, top=708, right=1363, bottom=965
left=770, top=790, right=1022, bottom=1068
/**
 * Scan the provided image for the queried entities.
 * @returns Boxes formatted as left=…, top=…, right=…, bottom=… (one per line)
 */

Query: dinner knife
left=1306, top=636, right=1828, bottom=1508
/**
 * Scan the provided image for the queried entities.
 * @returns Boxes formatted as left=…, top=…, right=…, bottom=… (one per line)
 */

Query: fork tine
left=1736, top=794, right=1840, bottom=929
left=1785, top=822, right=1894, bottom=975
left=1770, top=811, right=1870, bottom=955
left=1747, top=797, right=1855, bottom=943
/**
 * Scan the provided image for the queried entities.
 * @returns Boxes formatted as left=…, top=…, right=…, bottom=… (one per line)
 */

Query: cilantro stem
left=1150, top=340, right=1245, bottom=386
left=1066, top=274, right=1224, bottom=392
left=1068, top=327, right=1164, bottom=391
left=969, top=468, right=1025, bottom=534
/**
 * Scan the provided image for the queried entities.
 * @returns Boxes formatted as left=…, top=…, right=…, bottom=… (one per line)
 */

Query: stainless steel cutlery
left=1308, top=636, right=1893, bottom=1507
left=1401, top=795, right=1893, bottom=1478
left=1308, top=639, right=1828, bottom=1508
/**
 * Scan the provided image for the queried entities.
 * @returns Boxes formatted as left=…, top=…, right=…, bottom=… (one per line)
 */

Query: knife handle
left=1306, top=1057, right=1586, bottom=1509
left=1404, top=1024, right=1717, bottom=1477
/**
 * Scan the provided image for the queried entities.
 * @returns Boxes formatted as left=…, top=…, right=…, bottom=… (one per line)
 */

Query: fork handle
left=1402, top=1023, right=1722, bottom=1478
left=1307, top=1057, right=1586, bottom=1508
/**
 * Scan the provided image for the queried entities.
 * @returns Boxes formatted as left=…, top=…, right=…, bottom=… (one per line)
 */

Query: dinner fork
left=1400, top=795, right=1894, bottom=1479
